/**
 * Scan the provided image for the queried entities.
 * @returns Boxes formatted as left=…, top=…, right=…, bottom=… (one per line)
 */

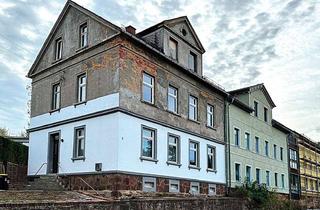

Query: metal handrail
left=35, top=163, right=47, bottom=175
left=77, top=177, right=99, bottom=195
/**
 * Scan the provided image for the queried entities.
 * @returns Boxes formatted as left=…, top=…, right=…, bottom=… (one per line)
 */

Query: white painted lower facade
left=28, top=94, right=226, bottom=184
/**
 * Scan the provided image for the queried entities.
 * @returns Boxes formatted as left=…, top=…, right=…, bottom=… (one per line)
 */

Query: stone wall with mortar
left=59, top=173, right=225, bottom=196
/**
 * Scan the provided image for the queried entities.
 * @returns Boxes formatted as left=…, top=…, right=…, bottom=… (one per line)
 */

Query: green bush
left=0, top=137, right=28, bottom=165
left=235, top=181, right=303, bottom=210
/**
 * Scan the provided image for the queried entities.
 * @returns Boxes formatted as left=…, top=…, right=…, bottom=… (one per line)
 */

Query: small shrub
left=235, top=181, right=303, bottom=210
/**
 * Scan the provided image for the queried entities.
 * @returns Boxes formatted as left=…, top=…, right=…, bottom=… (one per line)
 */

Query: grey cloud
left=255, top=12, right=270, bottom=23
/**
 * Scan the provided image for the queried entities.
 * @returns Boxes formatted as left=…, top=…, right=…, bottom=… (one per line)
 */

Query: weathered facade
left=27, top=1, right=227, bottom=195
left=227, top=84, right=289, bottom=195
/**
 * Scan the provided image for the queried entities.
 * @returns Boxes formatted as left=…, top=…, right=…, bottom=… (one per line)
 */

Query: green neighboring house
left=226, top=84, right=289, bottom=195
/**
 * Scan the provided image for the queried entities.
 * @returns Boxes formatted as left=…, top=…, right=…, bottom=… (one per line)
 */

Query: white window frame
left=52, top=83, right=61, bottom=110
left=167, top=133, right=180, bottom=165
left=188, top=95, right=198, bottom=121
left=189, top=140, right=200, bottom=168
left=55, top=37, right=63, bottom=60
left=208, top=184, right=216, bottom=196
left=79, top=22, right=88, bottom=48
left=77, top=73, right=87, bottom=103
left=142, top=72, right=155, bottom=104
left=167, top=85, right=178, bottom=113
left=141, top=126, right=157, bottom=161
left=142, top=177, right=156, bottom=192
left=275, top=172, right=278, bottom=187
left=73, top=126, right=85, bottom=159
left=169, top=179, right=180, bottom=193
left=207, top=145, right=216, bottom=171
left=289, top=149, right=298, bottom=169
left=207, top=104, right=214, bottom=128
left=190, top=182, right=200, bottom=195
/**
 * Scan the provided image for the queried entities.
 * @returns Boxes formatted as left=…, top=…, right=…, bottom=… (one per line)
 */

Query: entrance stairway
left=25, top=175, right=65, bottom=191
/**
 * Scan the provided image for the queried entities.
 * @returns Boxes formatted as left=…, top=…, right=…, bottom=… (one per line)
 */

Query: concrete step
left=26, top=175, right=65, bottom=191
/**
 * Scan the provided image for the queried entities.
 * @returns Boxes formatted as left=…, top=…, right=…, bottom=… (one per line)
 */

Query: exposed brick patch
left=156, top=177, right=169, bottom=192
left=179, top=180, right=190, bottom=193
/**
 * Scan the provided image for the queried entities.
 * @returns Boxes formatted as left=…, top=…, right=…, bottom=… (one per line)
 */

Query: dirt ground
left=0, top=190, right=103, bottom=204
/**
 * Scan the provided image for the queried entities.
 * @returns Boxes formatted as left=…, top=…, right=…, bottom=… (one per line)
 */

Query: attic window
left=181, top=28, right=187, bottom=36
left=55, top=38, right=63, bottom=60
left=169, top=38, right=178, bottom=60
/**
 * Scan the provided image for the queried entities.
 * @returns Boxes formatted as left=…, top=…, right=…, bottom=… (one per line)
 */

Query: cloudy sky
left=0, top=0, right=319, bottom=140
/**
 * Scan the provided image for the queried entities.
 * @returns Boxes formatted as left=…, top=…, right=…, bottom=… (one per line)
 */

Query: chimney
left=125, top=25, right=136, bottom=35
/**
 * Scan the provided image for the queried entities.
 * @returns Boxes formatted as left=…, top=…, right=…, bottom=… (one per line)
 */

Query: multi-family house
left=272, top=120, right=301, bottom=199
left=227, top=84, right=289, bottom=194
left=298, top=134, right=320, bottom=197
left=27, top=1, right=228, bottom=195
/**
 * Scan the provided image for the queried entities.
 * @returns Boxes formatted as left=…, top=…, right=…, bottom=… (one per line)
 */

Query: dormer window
left=254, top=101, right=258, bottom=117
left=188, top=51, right=197, bottom=72
left=79, top=23, right=88, bottom=48
left=264, top=107, right=268, bottom=122
left=54, top=38, right=63, bottom=60
left=169, top=38, right=178, bottom=60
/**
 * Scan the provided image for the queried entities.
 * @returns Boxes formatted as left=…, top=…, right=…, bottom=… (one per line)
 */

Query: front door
left=48, top=132, right=60, bottom=174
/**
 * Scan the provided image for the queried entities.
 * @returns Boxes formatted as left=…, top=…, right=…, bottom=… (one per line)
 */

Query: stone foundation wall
left=59, top=173, right=225, bottom=195
left=0, top=197, right=247, bottom=210
left=0, top=161, right=27, bottom=189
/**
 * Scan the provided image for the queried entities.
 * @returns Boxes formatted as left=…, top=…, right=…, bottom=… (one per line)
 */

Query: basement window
left=169, top=180, right=180, bottom=193
left=208, top=184, right=217, bottom=196
left=190, top=182, right=200, bottom=195
left=143, top=177, right=156, bottom=192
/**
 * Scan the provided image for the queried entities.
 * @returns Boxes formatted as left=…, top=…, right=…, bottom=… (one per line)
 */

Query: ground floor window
left=73, top=126, right=85, bottom=159
left=235, top=163, right=241, bottom=182
left=141, top=126, right=157, bottom=160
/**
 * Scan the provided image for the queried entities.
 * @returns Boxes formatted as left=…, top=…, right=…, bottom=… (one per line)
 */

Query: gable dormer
left=229, top=84, right=276, bottom=124
left=138, top=16, right=205, bottom=76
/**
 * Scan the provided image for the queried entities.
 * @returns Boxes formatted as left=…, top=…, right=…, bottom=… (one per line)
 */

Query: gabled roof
left=137, top=16, right=205, bottom=53
left=229, top=83, right=276, bottom=108
left=272, top=119, right=293, bottom=134
left=27, top=0, right=121, bottom=78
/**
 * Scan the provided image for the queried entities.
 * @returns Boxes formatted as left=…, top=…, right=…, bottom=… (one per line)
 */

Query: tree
left=0, top=127, right=9, bottom=137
